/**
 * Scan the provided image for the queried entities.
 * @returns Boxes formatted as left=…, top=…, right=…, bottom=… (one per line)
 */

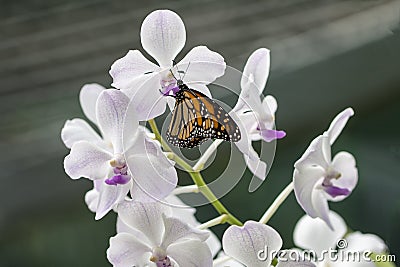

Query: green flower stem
left=259, top=181, right=294, bottom=224
left=198, top=214, right=228, bottom=230
left=148, top=119, right=242, bottom=226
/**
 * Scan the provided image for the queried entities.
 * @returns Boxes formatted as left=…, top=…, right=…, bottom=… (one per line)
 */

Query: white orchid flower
left=232, top=48, right=285, bottom=180
left=62, top=84, right=178, bottom=219
left=110, top=9, right=226, bottom=120
left=107, top=200, right=212, bottom=267
left=293, top=108, right=358, bottom=228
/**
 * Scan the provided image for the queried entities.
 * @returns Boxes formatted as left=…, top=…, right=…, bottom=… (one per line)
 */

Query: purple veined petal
left=160, top=215, right=209, bottom=249
left=323, top=185, right=350, bottom=198
left=140, top=10, right=186, bottom=68
left=61, top=118, right=103, bottom=149
left=178, top=46, right=226, bottom=84
left=167, top=240, right=213, bottom=267
left=326, top=151, right=358, bottom=202
left=259, top=129, right=286, bottom=142
left=294, top=135, right=331, bottom=171
left=125, top=127, right=161, bottom=157
left=293, top=211, right=347, bottom=256
left=96, top=89, right=139, bottom=153
left=107, top=233, right=151, bottom=267
left=116, top=201, right=172, bottom=247
left=79, top=83, right=106, bottom=124
left=293, top=167, right=325, bottom=219
left=110, top=50, right=159, bottom=90
left=64, top=141, right=112, bottom=180
left=222, top=221, right=283, bottom=267
left=127, top=153, right=178, bottom=202
left=95, top=181, right=131, bottom=220
left=241, top=48, right=270, bottom=95
left=325, top=107, right=354, bottom=145
left=125, top=73, right=168, bottom=121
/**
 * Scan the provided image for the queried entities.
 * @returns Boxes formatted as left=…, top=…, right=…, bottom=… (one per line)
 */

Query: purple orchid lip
left=105, top=174, right=131, bottom=185
left=258, top=128, right=286, bottom=142
left=324, top=185, right=350, bottom=198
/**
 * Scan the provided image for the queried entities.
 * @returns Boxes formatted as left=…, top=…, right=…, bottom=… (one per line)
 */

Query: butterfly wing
left=167, top=86, right=241, bottom=148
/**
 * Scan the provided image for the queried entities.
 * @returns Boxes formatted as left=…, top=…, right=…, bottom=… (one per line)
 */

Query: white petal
left=127, top=153, right=178, bottom=202
left=124, top=74, right=167, bottom=121
left=110, top=50, right=159, bottom=89
left=294, top=135, right=331, bottom=171
left=345, top=231, right=387, bottom=253
left=64, top=141, right=112, bottom=180
left=160, top=215, right=209, bottom=249
left=79, top=83, right=106, bottom=124
left=96, top=89, right=138, bottom=153
left=61, top=118, right=103, bottom=149
left=116, top=201, right=171, bottom=247
left=107, top=233, right=151, bottom=267
left=178, top=46, right=226, bottom=84
left=185, top=83, right=212, bottom=98
left=311, top=189, right=332, bottom=229
left=95, top=181, right=131, bottom=220
left=244, top=153, right=267, bottom=181
left=293, top=167, right=325, bottom=219
left=167, top=240, right=213, bottom=267
left=327, top=152, right=358, bottom=202
left=222, top=221, right=282, bottom=267
left=85, top=186, right=99, bottom=213
left=293, top=211, right=347, bottom=255
left=325, top=108, right=354, bottom=145
left=241, top=48, right=270, bottom=94
left=141, top=10, right=186, bottom=67
left=214, top=252, right=245, bottom=267
left=262, top=95, right=278, bottom=117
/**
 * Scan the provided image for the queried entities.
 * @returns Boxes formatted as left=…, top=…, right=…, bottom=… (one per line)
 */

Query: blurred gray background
left=0, top=0, right=399, bottom=266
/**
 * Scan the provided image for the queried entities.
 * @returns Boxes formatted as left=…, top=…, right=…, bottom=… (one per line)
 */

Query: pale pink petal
left=110, top=50, right=159, bottom=90
left=167, top=240, right=213, bottom=267
left=79, top=83, right=106, bottom=124
left=107, top=233, right=151, bottom=267
left=95, top=181, right=131, bottom=220
left=325, top=108, right=354, bottom=145
left=140, top=10, right=186, bottom=67
left=241, top=48, right=270, bottom=94
left=61, top=118, right=103, bottom=149
left=178, top=46, right=226, bottom=84
left=222, top=221, right=282, bottom=267
left=64, top=141, right=112, bottom=180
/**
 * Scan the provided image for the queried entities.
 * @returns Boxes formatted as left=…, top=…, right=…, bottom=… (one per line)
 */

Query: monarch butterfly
left=166, top=76, right=241, bottom=148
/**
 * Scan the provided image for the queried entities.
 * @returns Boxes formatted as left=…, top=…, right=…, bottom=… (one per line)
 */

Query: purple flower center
left=155, top=256, right=173, bottom=267
left=323, top=185, right=350, bottom=198
left=160, top=79, right=179, bottom=97
left=258, top=128, right=286, bottom=142
left=105, top=164, right=131, bottom=186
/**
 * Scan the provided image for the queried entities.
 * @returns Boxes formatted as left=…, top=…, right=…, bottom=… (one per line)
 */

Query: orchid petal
left=96, top=89, right=138, bottom=153
left=167, top=240, right=213, bottom=267
left=160, top=214, right=209, bottom=249
left=140, top=10, right=186, bottom=67
left=178, top=46, right=226, bottom=84
left=61, top=118, right=102, bottom=149
left=294, top=135, right=331, bottom=171
left=293, top=167, right=325, bottom=219
left=327, top=152, right=358, bottom=202
left=107, top=233, right=151, bottom=267
left=110, top=50, right=159, bottom=90
left=185, top=83, right=212, bottom=98
left=95, top=181, right=131, bottom=220
left=127, top=153, right=178, bottom=202
left=116, top=201, right=171, bottom=247
left=325, top=108, right=354, bottom=145
left=241, top=48, right=270, bottom=94
left=293, top=211, right=347, bottom=255
left=214, top=252, right=245, bottom=267
left=125, top=74, right=167, bottom=121
left=311, top=189, right=332, bottom=229
left=260, top=129, right=286, bottom=142
left=64, top=141, right=112, bottom=180
left=79, top=83, right=105, bottom=124
left=222, top=221, right=283, bottom=267
left=345, top=231, right=387, bottom=254
left=84, top=186, right=99, bottom=213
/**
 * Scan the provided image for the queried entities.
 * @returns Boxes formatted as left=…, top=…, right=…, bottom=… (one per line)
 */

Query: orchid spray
left=61, top=9, right=395, bottom=267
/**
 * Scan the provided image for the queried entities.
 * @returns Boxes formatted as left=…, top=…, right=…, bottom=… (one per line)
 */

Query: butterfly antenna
left=169, top=69, right=178, bottom=81
left=182, top=62, right=191, bottom=80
